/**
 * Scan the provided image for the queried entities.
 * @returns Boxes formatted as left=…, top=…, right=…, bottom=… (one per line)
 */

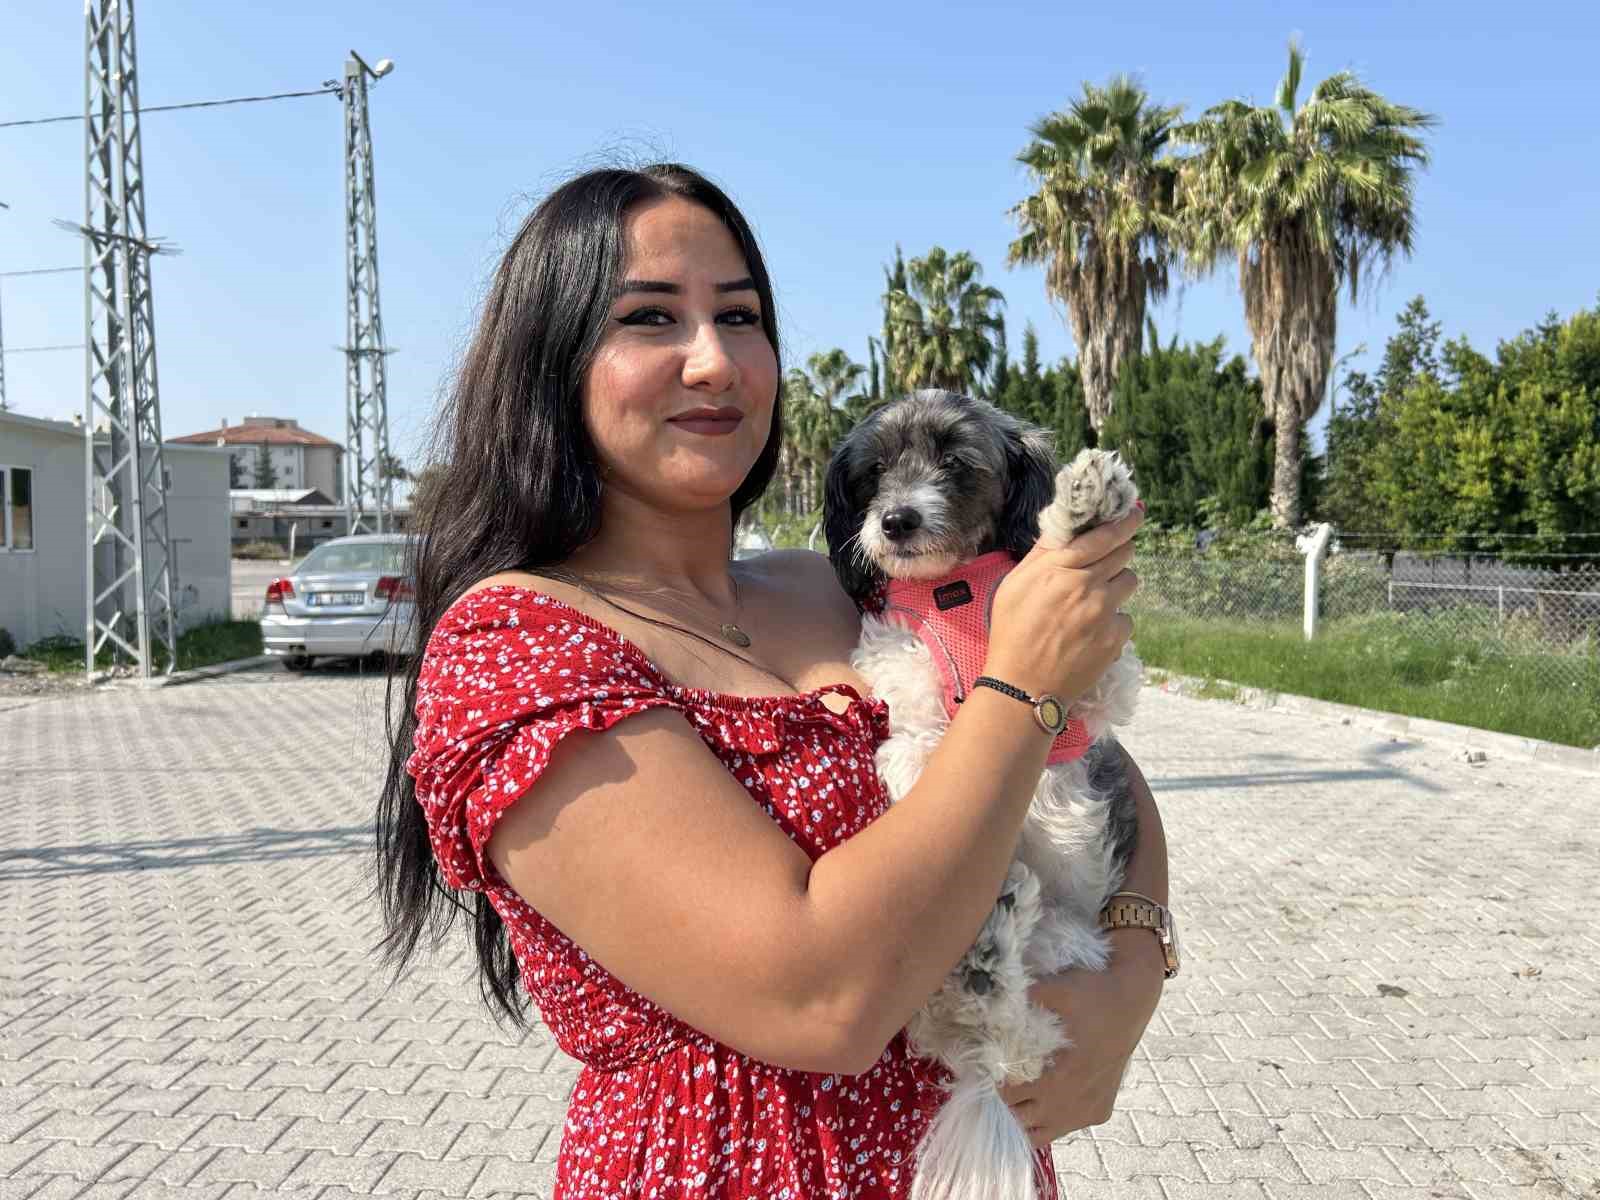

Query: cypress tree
left=251, top=441, right=279, bottom=489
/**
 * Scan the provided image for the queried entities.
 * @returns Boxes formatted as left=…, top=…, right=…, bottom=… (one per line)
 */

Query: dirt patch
left=0, top=670, right=89, bottom=703
left=0, top=662, right=146, bottom=704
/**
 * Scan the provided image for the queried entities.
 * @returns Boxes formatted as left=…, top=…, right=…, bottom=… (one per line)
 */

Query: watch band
left=1100, top=892, right=1165, bottom=930
left=970, top=675, right=1031, bottom=705
left=971, top=676, right=1067, bottom=736
left=1099, top=891, right=1180, bottom=979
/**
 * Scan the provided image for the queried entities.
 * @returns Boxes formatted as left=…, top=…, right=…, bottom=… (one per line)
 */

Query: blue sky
left=2, top=1, right=1597, bottom=465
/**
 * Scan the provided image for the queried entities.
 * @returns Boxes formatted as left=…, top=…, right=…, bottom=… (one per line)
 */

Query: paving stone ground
left=3, top=662, right=1597, bottom=1200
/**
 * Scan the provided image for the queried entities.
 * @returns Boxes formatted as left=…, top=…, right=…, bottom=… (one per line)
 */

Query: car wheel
left=283, top=655, right=313, bottom=672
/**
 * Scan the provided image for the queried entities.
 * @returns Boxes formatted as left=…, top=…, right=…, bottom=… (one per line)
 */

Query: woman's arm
left=999, top=745, right=1168, bottom=1145
left=486, top=515, right=1142, bottom=1077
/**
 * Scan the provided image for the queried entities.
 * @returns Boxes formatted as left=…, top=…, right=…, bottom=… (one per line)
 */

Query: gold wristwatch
left=1099, top=891, right=1180, bottom=979
left=970, top=675, right=1067, bottom=736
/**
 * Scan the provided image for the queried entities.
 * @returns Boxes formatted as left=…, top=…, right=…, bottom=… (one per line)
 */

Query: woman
left=377, top=163, right=1167, bottom=1200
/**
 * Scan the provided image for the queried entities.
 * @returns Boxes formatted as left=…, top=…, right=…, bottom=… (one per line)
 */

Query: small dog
left=823, top=389, right=1143, bottom=1200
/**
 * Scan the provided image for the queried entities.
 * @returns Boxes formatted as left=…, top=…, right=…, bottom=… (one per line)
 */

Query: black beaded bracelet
left=971, top=675, right=1033, bottom=704
left=972, top=675, right=1068, bottom=735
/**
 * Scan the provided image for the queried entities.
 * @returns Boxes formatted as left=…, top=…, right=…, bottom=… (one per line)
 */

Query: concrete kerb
left=1147, top=669, right=1600, bottom=777
left=136, top=654, right=275, bottom=689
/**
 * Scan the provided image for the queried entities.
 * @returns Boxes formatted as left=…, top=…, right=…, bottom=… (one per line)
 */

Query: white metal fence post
left=1296, top=523, right=1335, bottom=640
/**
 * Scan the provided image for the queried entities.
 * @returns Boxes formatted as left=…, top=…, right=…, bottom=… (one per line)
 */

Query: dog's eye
left=870, top=461, right=886, bottom=477
left=940, top=454, right=962, bottom=471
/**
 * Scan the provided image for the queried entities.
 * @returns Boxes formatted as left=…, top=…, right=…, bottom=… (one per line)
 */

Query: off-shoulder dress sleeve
left=405, top=588, right=680, bottom=893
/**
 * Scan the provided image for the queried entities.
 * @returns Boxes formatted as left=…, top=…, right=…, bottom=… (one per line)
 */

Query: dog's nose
left=881, top=507, right=923, bottom=542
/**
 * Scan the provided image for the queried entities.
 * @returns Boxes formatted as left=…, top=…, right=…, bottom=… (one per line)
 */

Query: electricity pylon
left=79, top=0, right=179, bottom=679
left=339, top=51, right=394, bottom=535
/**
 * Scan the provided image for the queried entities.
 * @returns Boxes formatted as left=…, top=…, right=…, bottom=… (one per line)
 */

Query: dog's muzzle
left=881, top=506, right=923, bottom=543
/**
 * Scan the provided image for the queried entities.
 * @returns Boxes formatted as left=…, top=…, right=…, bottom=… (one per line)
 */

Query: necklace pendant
left=720, top=623, right=752, bottom=648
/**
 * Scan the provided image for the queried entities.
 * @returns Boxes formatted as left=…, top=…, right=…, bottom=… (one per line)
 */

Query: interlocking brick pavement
left=2, top=663, right=1596, bottom=1199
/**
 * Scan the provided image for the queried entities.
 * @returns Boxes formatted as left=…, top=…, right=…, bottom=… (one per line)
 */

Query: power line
left=2, top=343, right=84, bottom=354
left=1339, top=530, right=1600, bottom=540
left=0, top=266, right=82, bottom=278
left=0, top=85, right=339, bottom=129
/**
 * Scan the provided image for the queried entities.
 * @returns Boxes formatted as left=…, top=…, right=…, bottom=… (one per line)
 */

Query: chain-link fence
left=1131, top=530, right=1600, bottom=698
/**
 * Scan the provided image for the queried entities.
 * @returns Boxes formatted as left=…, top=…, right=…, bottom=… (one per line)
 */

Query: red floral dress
left=406, top=585, right=1058, bottom=1199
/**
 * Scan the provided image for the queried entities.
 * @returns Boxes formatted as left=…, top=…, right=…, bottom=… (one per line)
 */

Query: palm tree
left=805, top=347, right=868, bottom=413
left=1174, top=40, right=1434, bottom=526
left=879, top=248, right=909, bottom=400
left=782, top=349, right=864, bottom=513
left=884, top=246, right=1006, bottom=394
left=1008, top=76, right=1183, bottom=433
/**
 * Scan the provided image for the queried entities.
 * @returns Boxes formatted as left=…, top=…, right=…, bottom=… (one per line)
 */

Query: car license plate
left=309, top=591, right=366, bottom=607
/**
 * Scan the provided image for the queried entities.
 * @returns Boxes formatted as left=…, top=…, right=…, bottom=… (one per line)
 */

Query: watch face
left=1036, top=696, right=1066, bottom=733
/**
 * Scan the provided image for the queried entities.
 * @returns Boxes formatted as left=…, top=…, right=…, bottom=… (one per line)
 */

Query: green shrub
left=23, top=621, right=262, bottom=674
left=21, top=634, right=88, bottom=672
left=0, top=628, right=14, bottom=659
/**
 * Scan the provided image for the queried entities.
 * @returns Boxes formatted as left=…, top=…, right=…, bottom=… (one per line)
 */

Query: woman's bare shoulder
left=748, top=549, right=857, bottom=619
left=460, top=569, right=592, bottom=612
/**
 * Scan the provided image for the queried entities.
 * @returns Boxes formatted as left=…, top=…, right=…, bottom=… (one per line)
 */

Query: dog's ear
left=997, top=421, right=1059, bottom=559
left=822, top=441, right=883, bottom=608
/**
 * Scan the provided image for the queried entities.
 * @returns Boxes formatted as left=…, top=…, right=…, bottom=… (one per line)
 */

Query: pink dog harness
left=881, top=550, right=1091, bottom=765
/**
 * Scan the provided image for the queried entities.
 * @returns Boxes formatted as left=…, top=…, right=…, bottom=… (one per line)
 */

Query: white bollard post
left=1295, top=523, right=1335, bottom=641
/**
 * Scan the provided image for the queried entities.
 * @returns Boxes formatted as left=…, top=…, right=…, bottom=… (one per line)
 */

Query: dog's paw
left=907, top=861, right=1052, bottom=1072
left=959, top=862, right=1042, bottom=997
left=1038, top=449, right=1138, bottom=546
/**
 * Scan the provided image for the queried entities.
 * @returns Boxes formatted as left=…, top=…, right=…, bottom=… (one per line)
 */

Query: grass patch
left=234, top=539, right=289, bottom=561
left=1131, top=609, right=1600, bottom=748
left=1191, top=677, right=1244, bottom=703
left=23, top=619, right=263, bottom=675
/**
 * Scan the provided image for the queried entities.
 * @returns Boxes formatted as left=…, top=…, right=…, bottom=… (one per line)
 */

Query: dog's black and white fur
left=823, top=389, right=1144, bottom=1200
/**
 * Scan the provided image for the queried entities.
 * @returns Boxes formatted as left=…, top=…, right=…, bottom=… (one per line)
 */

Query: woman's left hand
left=997, top=929, right=1166, bottom=1149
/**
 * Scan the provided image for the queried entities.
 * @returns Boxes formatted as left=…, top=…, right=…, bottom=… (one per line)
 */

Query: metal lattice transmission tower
left=0, top=281, right=8, bottom=412
left=340, top=52, right=394, bottom=535
left=80, top=0, right=179, bottom=679
left=1, top=202, right=7, bottom=408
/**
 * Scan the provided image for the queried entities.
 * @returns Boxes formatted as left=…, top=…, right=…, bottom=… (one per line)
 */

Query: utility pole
left=339, top=51, right=394, bottom=535
left=1, top=200, right=9, bottom=410
left=79, top=0, right=179, bottom=679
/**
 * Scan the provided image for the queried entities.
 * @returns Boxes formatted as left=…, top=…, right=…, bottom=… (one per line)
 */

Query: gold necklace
left=550, top=569, right=793, bottom=692
left=718, top=574, right=752, bottom=647
left=550, top=568, right=756, bottom=654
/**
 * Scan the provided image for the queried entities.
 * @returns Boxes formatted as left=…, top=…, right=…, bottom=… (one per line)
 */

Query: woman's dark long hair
left=374, top=164, right=784, bottom=1024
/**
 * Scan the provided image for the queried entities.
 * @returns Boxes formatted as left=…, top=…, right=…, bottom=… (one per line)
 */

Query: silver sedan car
left=259, top=533, right=417, bottom=670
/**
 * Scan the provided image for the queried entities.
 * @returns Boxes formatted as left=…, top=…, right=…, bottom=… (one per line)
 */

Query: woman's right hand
left=983, top=504, right=1143, bottom=705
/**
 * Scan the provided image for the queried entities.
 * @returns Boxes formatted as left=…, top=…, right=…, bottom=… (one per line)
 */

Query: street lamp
left=349, top=50, right=395, bottom=81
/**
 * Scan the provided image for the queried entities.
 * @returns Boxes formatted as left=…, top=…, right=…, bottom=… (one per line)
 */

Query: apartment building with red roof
left=170, top=415, right=344, bottom=500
